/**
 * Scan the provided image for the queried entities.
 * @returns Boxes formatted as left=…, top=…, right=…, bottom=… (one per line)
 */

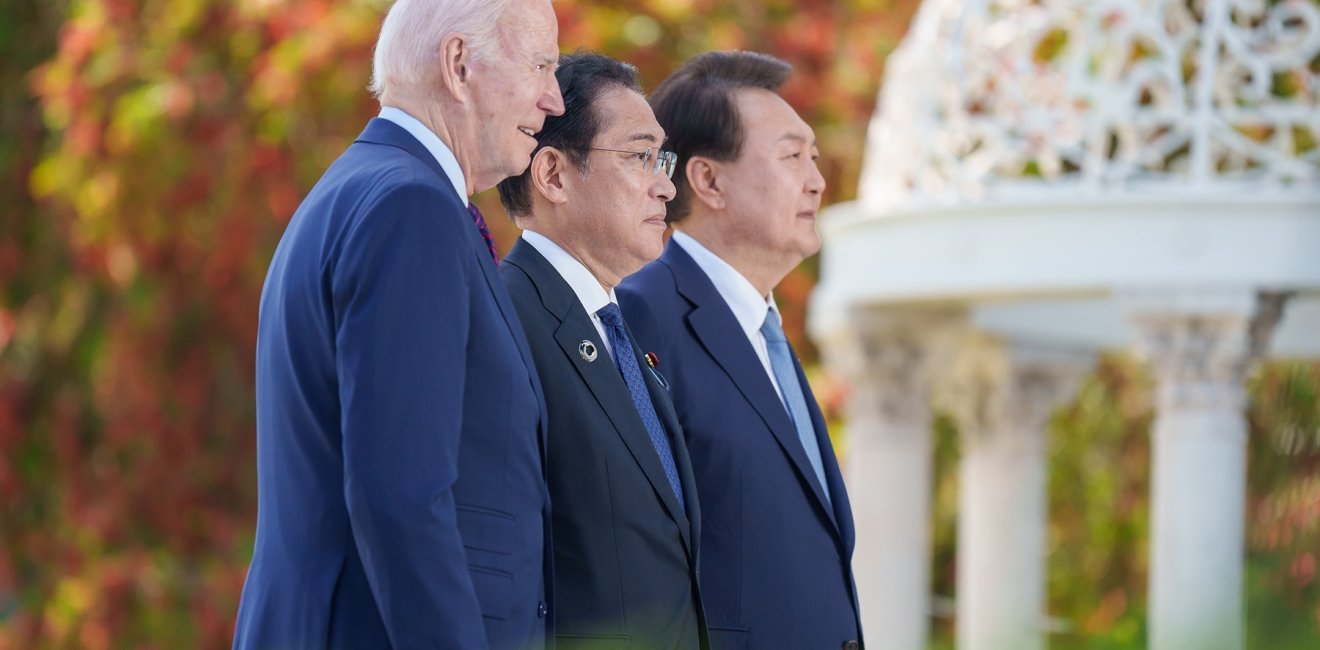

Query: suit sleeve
left=331, top=182, right=487, bottom=648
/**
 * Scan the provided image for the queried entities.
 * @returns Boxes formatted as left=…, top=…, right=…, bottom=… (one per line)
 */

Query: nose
left=806, top=158, right=826, bottom=196
left=539, top=79, right=565, bottom=116
left=654, top=172, right=676, bottom=203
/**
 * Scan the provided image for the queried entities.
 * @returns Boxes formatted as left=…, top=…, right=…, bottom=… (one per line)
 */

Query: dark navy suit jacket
left=501, top=240, right=707, bottom=649
left=234, top=119, right=551, bottom=649
left=618, top=240, right=862, bottom=650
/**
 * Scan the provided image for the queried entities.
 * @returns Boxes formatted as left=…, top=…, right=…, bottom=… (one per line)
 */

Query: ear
left=686, top=156, right=725, bottom=210
left=531, top=148, right=572, bottom=205
left=436, top=33, right=472, bottom=101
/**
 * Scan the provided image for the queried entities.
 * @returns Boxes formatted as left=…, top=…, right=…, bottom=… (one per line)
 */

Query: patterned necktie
left=467, top=203, right=499, bottom=264
left=760, top=308, right=832, bottom=506
left=596, top=303, right=685, bottom=511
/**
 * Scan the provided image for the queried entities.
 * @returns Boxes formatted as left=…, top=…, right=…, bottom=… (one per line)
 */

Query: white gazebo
left=810, top=1, right=1320, bottom=649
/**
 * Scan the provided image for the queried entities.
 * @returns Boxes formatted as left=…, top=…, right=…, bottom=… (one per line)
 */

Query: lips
left=518, top=127, right=537, bottom=138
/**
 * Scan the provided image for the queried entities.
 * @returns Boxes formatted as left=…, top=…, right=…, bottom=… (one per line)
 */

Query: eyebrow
left=778, top=133, right=818, bottom=147
left=623, top=132, right=659, bottom=144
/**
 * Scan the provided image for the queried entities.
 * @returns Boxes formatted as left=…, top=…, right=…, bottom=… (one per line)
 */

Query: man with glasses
left=497, top=51, right=706, bottom=649
left=618, top=51, right=862, bottom=650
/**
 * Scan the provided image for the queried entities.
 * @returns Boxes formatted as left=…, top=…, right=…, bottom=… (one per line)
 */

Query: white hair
left=369, top=0, right=512, bottom=101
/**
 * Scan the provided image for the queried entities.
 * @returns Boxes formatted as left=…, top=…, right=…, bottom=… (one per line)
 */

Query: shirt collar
left=670, top=230, right=778, bottom=338
left=378, top=106, right=468, bottom=204
left=521, top=230, right=616, bottom=316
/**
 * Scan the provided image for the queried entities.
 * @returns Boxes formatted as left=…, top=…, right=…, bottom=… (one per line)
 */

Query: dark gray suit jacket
left=501, top=238, right=707, bottom=650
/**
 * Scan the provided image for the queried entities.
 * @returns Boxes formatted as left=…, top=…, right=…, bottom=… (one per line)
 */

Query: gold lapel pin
left=644, top=352, right=659, bottom=368
left=579, top=340, right=598, bottom=363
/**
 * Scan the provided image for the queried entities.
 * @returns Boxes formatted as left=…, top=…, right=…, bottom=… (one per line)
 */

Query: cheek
left=746, top=164, right=799, bottom=213
left=509, top=87, right=531, bottom=112
left=624, top=187, right=655, bottom=233
left=728, top=168, right=767, bottom=208
left=620, top=177, right=646, bottom=208
left=743, top=166, right=777, bottom=197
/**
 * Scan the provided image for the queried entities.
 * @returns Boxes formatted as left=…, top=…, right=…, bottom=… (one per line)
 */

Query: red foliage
left=0, top=0, right=928, bottom=645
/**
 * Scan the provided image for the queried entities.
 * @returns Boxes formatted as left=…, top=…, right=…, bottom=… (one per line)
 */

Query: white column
left=938, top=334, right=1091, bottom=650
left=821, top=307, right=963, bottom=650
left=1125, top=289, right=1285, bottom=650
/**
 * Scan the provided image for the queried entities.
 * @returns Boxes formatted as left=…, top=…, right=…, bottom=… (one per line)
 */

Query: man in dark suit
left=618, top=51, right=863, bottom=650
left=233, top=0, right=564, bottom=647
left=496, top=52, right=706, bottom=649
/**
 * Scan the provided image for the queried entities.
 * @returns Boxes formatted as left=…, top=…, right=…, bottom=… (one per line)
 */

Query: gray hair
left=369, top=0, right=512, bottom=101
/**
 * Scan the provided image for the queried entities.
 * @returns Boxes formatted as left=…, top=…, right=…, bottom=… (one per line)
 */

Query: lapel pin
left=579, top=340, right=598, bottom=363
left=644, top=352, right=659, bottom=368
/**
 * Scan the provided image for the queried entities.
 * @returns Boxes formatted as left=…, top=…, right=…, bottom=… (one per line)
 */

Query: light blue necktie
left=760, top=308, right=832, bottom=506
left=596, top=303, right=685, bottom=510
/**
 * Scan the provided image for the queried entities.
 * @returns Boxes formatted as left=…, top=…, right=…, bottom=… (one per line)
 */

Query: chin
left=632, top=244, right=664, bottom=269
left=796, top=229, right=822, bottom=250
left=507, top=154, right=534, bottom=178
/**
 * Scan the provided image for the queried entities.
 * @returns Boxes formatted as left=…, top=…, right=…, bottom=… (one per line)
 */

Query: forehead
left=497, top=0, right=558, bottom=55
left=593, top=86, right=663, bottom=142
left=731, top=88, right=814, bottom=148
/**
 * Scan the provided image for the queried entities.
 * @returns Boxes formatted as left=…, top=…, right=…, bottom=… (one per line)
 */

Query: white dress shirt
left=520, top=230, right=619, bottom=357
left=670, top=230, right=786, bottom=403
left=378, top=106, right=469, bottom=205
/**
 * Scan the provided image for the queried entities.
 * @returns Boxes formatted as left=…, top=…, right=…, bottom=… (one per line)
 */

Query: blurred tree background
left=1, top=0, right=1316, bottom=648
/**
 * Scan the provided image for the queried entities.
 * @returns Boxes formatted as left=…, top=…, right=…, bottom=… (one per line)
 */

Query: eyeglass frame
left=587, top=146, right=678, bottom=179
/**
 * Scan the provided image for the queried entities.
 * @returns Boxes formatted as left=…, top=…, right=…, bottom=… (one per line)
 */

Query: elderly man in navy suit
left=233, top=0, right=564, bottom=647
left=496, top=52, right=707, bottom=649
left=618, top=51, right=863, bottom=650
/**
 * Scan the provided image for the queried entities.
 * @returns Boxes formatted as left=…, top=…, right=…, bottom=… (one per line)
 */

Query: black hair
left=647, top=50, right=791, bottom=223
left=497, top=50, right=641, bottom=217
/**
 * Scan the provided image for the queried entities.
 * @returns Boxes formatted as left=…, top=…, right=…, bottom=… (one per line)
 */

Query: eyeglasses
left=588, top=147, right=678, bottom=179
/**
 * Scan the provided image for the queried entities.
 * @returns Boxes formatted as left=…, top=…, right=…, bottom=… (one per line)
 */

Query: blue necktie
left=760, top=308, right=832, bottom=506
left=596, top=303, right=685, bottom=510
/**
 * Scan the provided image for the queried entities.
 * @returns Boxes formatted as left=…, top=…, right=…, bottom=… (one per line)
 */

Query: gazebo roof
left=858, top=0, right=1320, bottom=213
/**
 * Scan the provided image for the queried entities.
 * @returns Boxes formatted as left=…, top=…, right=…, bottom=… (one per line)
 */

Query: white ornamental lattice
left=858, top=0, right=1320, bottom=211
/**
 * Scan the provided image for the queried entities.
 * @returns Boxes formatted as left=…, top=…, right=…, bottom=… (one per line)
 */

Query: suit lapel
left=475, top=245, right=538, bottom=384
left=506, top=241, right=694, bottom=552
left=478, top=248, right=551, bottom=469
left=634, top=325, right=701, bottom=556
left=797, top=353, right=855, bottom=553
left=356, top=118, right=551, bottom=467
left=663, top=242, right=840, bottom=534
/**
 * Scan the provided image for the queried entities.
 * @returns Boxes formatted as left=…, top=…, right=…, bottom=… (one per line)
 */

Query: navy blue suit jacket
left=618, top=240, right=862, bottom=650
left=501, top=240, right=707, bottom=649
left=235, top=119, right=551, bottom=649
